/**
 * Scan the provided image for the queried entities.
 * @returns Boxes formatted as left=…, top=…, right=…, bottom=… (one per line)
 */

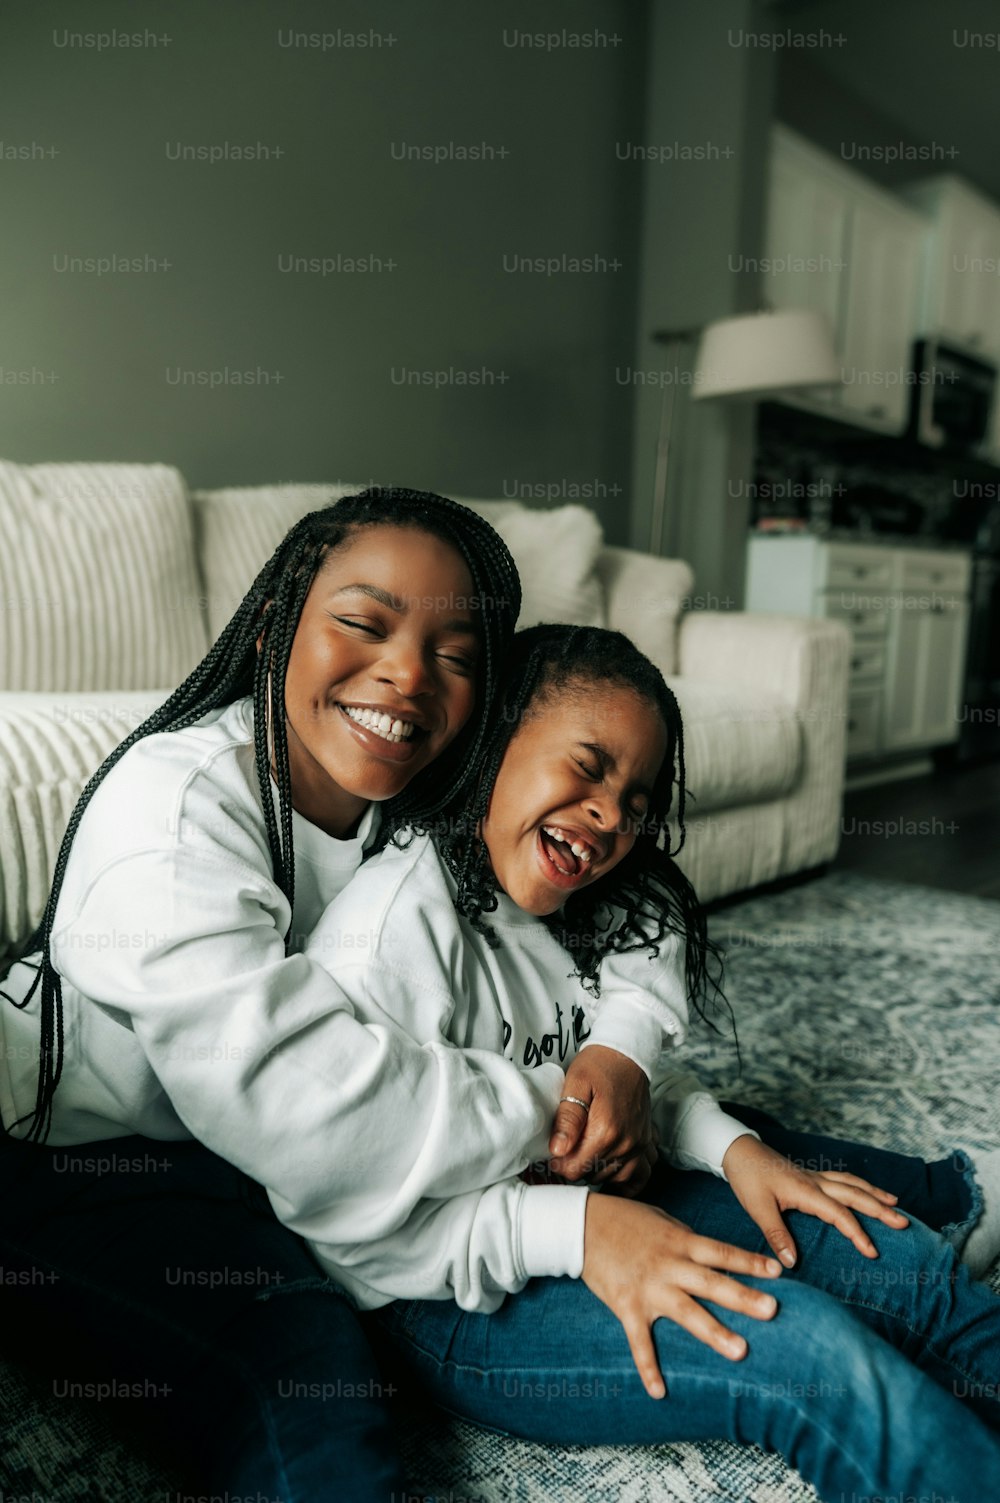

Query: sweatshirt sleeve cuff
left=579, top=1000, right=665, bottom=1080
left=518, top=1183, right=590, bottom=1280
left=675, top=1095, right=761, bottom=1179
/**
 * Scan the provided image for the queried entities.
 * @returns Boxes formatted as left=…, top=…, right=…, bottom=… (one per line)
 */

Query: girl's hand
left=547, top=1046, right=654, bottom=1193
left=721, top=1134, right=910, bottom=1268
left=581, top=1193, right=783, bottom=1398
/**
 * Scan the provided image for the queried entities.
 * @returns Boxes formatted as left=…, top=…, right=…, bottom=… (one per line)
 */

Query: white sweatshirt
left=294, top=830, right=755, bottom=1314
left=0, top=697, right=744, bottom=1242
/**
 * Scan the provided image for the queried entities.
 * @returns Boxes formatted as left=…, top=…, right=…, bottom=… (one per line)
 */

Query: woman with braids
left=0, top=491, right=662, bottom=1502
left=287, top=622, right=1000, bottom=1503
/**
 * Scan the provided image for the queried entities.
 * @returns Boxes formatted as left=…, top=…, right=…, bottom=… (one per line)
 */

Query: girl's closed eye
left=573, top=756, right=648, bottom=823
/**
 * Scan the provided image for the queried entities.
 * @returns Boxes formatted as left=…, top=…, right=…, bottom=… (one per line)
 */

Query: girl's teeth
left=541, top=826, right=594, bottom=868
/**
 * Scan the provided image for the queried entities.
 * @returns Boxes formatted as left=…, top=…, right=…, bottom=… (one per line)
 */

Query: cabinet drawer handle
left=852, top=658, right=862, bottom=669
left=848, top=718, right=857, bottom=732
left=853, top=613, right=866, bottom=625
left=867, top=404, right=886, bottom=419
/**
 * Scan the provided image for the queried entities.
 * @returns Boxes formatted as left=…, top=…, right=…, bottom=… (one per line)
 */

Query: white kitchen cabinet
left=839, top=196, right=923, bottom=431
left=765, top=135, right=848, bottom=413
left=882, top=592, right=970, bottom=750
left=900, top=176, right=1000, bottom=358
left=845, top=686, right=882, bottom=759
left=764, top=127, right=926, bottom=435
left=882, top=554, right=972, bottom=751
left=745, top=535, right=972, bottom=760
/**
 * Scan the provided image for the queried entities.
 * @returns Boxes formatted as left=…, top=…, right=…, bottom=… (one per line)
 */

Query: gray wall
left=0, top=0, right=646, bottom=540
left=627, top=0, right=776, bottom=608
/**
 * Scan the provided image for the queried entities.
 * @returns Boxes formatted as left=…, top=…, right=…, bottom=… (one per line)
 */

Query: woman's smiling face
left=480, top=678, right=668, bottom=916
left=272, top=523, right=479, bottom=835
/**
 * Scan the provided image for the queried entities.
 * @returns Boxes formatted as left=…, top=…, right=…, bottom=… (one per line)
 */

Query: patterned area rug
left=2, top=871, right=998, bottom=1502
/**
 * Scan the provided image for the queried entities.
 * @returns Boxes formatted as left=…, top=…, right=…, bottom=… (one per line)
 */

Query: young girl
left=293, top=622, right=1000, bottom=1503
left=0, top=492, right=653, bottom=1501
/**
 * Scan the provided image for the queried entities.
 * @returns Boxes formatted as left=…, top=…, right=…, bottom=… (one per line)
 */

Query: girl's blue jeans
left=0, top=1105, right=989, bottom=1502
left=367, top=1107, right=999, bottom=1503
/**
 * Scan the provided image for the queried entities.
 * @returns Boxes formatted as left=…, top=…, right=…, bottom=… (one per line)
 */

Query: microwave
left=908, top=337, right=997, bottom=452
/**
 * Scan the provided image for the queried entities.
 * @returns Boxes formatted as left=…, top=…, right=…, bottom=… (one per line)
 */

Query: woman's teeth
left=342, top=706, right=416, bottom=743
left=541, top=825, right=593, bottom=866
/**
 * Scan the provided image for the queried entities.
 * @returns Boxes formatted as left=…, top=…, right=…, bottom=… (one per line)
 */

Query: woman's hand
left=581, top=1193, right=783, bottom=1398
left=721, top=1134, right=910, bottom=1268
left=547, top=1046, right=656, bottom=1195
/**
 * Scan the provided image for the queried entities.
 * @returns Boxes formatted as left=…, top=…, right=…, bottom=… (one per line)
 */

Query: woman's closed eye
left=437, top=649, right=477, bottom=674
left=330, top=614, right=382, bottom=636
left=330, top=615, right=474, bottom=672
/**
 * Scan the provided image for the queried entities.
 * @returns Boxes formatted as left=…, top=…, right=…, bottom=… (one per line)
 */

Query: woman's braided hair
left=423, top=623, right=730, bottom=1030
left=3, top=487, right=521, bottom=1142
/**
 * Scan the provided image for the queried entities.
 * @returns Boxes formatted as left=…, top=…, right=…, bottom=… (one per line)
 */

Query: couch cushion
left=598, top=546, right=694, bottom=678
left=454, top=499, right=605, bottom=629
left=191, top=482, right=366, bottom=643
left=666, top=677, right=802, bottom=815
left=193, top=487, right=606, bottom=642
left=0, top=692, right=171, bottom=959
left=0, top=462, right=208, bottom=693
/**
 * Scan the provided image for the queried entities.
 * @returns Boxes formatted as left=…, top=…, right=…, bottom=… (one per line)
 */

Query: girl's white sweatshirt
left=294, top=829, right=755, bottom=1314
left=0, top=698, right=745, bottom=1270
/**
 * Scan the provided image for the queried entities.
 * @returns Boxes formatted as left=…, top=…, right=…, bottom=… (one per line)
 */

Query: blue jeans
left=0, top=1133, right=405, bottom=1502
left=0, top=1113, right=982, bottom=1500
left=367, top=1140, right=999, bottom=1503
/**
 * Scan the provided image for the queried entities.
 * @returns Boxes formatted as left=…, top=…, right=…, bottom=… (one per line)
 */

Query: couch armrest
left=0, top=691, right=171, bottom=959
left=676, top=611, right=852, bottom=876
left=678, top=610, right=851, bottom=713
left=596, top=547, right=694, bottom=676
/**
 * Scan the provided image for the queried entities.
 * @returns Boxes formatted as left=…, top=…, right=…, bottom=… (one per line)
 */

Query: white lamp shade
left=690, top=309, right=841, bottom=401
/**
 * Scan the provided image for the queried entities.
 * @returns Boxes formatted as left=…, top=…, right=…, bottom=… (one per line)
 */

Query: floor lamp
left=648, top=309, right=841, bottom=557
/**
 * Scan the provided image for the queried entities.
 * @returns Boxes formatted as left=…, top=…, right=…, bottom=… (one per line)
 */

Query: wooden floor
left=833, top=757, right=1000, bottom=901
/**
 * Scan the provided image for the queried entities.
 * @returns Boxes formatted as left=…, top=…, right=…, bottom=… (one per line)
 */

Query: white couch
left=0, top=461, right=851, bottom=963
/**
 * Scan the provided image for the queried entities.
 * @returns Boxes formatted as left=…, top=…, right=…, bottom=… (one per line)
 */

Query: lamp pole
left=649, top=327, right=700, bottom=558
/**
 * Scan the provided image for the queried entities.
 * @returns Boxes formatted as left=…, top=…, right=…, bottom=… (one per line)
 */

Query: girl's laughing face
left=480, top=679, right=668, bottom=915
